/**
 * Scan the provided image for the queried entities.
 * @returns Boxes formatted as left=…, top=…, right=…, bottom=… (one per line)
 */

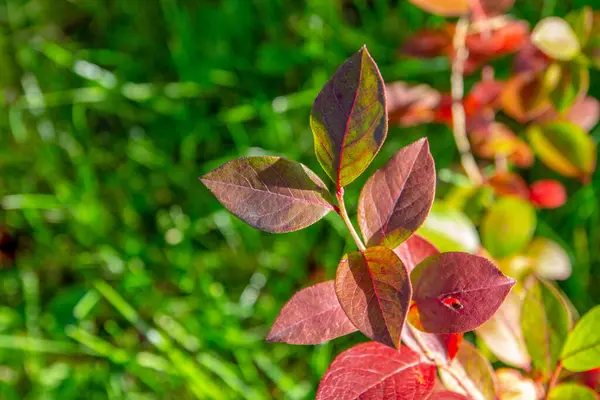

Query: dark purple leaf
left=335, top=247, right=411, bottom=348
left=411, top=252, right=516, bottom=333
left=310, top=46, right=387, bottom=189
left=266, top=281, right=357, bottom=345
left=317, top=342, right=436, bottom=400
left=200, top=156, right=334, bottom=233
left=358, top=139, right=436, bottom=248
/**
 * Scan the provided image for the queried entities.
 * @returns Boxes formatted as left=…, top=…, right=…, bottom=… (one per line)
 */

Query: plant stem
left=546, top=361, right=562, bottom=398
left=336, top=188, right=366, bottom=251
left=451, top=15, right=484, bottom=186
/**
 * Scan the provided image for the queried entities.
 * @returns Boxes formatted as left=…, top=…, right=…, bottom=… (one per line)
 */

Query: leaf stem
left=451, top=15, right=484, bottom=186
left=546, top=361, right=562, bottom=398
left=336, top=188, right=366, bottom=251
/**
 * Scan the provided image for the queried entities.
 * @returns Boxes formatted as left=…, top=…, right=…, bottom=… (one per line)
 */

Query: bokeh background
left=1, top=0, right=599, bottom=399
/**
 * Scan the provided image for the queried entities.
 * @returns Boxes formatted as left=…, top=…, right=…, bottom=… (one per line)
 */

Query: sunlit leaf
left=411, top=252, right=515, bottom=333
left=466, top=21, right=529, bottom=58
left=561, top=305, right=600, bottom=372
left=501, top=72, right=552, bottom=122
left=476, top=290, right=530, bottom=369
left=495, top=369, right=540, bottom=400
left=481, top=197, right=536, bottom=259
left=527, top=121, right=597, bottom=179
left=521, top=278, right=570, bottom=381
left=387, top=82, right=441, bottom=126
left=417, top=203, right=481, bottom=253
left=200, top=157, right=334, bottom=233
left=549, top=62, right=589, bottom=113
left=527, top=238, right=571, bottom=281
left=428, top=391, right=469, bottom=400
left=439, top=342, right=497, bottom=400
left=310, top=46, right=387, bottom=189
left=565, top=7, right=594, bottom=48
left=408, top=0, right=469, bottom=17
left=358, top=139, right=436, bottom=248
left=548, top=383, right=599, bottom=400
left=470, top=123, right=533, bottom=168
left=529, top=180, right=567, bottom=209
left=335, top=247, right=411, bottom=348
left=487, top=172, right=530, bottom=200
left=266, top=281, right=357, bottom=345
left=532, top=17, right=581, bottom=61
left=316, top=342, right=436, bottom=400
left=394, top=234, right=439, bottom=273
left=402, top=322, right=463, bottom=365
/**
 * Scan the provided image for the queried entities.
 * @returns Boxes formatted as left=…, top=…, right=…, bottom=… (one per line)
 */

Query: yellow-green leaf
left=561, top=305, right=600, bottom=372
left=532, top=17, right=581, bottom=61
left=549, top=62, right=589, bottom=113
left=549, top=383, right=599, bottom=400
left=527, top=121, right=597, bottom=179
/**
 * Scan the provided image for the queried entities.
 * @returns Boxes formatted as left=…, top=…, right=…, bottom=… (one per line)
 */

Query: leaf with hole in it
left=317, top=342, right=436, bottom=400
left=549, top=62, right=589, bottom=113
left=358, top=139, right=436, bottom=248
left=527, top=238, right=572, bottom=280
left=527, top=121, right=597, bottom=179
left=561, top=305, right=600, bottom=372
left=200, top=157, right=334, bottom=233
left=548, top=383, right=599, bottom=400
left=481, top=197, right=536, bottom=259
left=394, top=234, right=439, bottom=273
left=335, top=247, right=411, bottom=349
left=532, top=17, right=581, bottom=61
left=411, top=252, right=515, bottom=334
left=408, top=0, right=469, bottom=16
left=266, top=281, right=357, bottom=345
left=310, top=46, right=387, bottom=189
left=439, top=342, right=497, bottom=400
left=521, top=278, right=570, bottom=381
left=476, top=290, right=531, bottom=369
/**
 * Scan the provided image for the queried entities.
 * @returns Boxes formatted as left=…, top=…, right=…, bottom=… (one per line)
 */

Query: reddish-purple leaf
left=310, top=46, right=387, bottom=189
left=387, top=82, right=441, bottom=127
left=335, top=247, right=411, bottom=349
left=428, top=391, right=469, bottom=400
left=358, top=139, right=436, bottom=248
left=411, top=252, right=516, bottom=334
left=266, top=281, right=357, bottom=345
left=200, top=156, right=334, bottom=233
left=472, top=0, right=515, bottom=17
left=317, top=342, right=436, bottom=400
left=394, top=234, right=439, bottom=273
left=402, top=322, right=463, bottom=365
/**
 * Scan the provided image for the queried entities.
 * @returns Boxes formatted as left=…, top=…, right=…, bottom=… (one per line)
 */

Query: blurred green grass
left=0, top=0, right=599, bottom=398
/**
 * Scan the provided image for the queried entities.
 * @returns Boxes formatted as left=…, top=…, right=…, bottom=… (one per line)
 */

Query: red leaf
left=411, top=252, right=516, bottom=333
left=317, top=342, right=436, bottom=400
left=428, top=391, right=469, bottom=400
left=529, top=180, right=567, bottom=209
left=387, top=82, right=441, bottom=127
left=402, top=322, right=464, bottom=365
left=200, top=157, right=334, bottom=233
left=335, top=247, right=411, bottom=348
left=266, top=281, right=357, bottom=345
left=402, top=28, right=452, bottom=58
left=358, top=139, right=436, bottom=248
left=466, top=21, right=528, bottom=58
left=487, top=172, right=531, bottom=200
left=463, top=80, right=504, bottom=118
left=394, top=234, right=439, bottom=273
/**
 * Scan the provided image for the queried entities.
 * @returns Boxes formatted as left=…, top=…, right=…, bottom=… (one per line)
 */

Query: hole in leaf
left=441, top=296, right=464, bottom=311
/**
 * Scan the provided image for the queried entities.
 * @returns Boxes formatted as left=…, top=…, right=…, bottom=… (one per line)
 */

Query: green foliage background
left=0, top=0, right=598, bottom=398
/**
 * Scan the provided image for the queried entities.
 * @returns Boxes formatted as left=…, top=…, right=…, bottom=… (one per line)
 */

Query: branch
left=546, top=361, right=563, bottom=399
left=336, top=188, right=366, bottom=251
left=451, top=15, right=484, bottom=186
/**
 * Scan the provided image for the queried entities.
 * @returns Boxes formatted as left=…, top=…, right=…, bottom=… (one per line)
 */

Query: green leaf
left=532, top=17, right=581, bottom=61
left=527, top=121, right=597, bottom=180
left=481, top=197, right=536, bottom=259
left=527, top=238, right=572, bottom=281
left=561, top=305, right=600, bottom=372
left=565, top=7, right=594, bottom=47
left=521, top=279, right=570, bottom=381
left=416, top=203, right=480, bottom=253
left=310, top=46, right=387, bottom=189
left=548, top=383, right=599, bottom=400
left=549, top=62, right=589, bottom=113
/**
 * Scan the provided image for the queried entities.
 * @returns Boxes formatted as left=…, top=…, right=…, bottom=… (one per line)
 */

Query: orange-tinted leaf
left=408, top=0, right=469, bottom=17
left=335, top=247, right=411, bottom=348
left=439, top=342, right=497, bottom=400
left=532, top=17, right=581, bottom=61
left=311, top=46, right=387, bottom=189
left=266, top=281, right=357, bottom=345
left=387, top=82, right=441, bottom=126
left=358, top=139, right=436, bottom=248
left=394, top=234, right=439, bottom=273
left=466, top=21, right=529, bottom=58
left=200, top=157, right=334, bottom=233
left=470, top=123, right=534, bottom=168
left=487, top=172, right=530, bottom=200
left=476, top=290, right=531, bottom=369
left=501, top=73, right=552, bottom=122
left=529, top=180, right=567, bottom=209
left=317, top=342, right=436, bottom=400
left=463, top=80, right=504, bottom=118
left=411, top=252, right=516, bottom=333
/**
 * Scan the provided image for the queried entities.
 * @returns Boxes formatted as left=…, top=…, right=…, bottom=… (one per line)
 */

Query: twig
left=546, top=361, right=563, bottom=398
left=336, top=188, right=366, bottom=251
left=451, top=16, right=484, bottom=186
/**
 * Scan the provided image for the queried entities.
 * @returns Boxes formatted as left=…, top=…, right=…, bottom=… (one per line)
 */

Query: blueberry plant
left=202, top=1, right=600, bottom=399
